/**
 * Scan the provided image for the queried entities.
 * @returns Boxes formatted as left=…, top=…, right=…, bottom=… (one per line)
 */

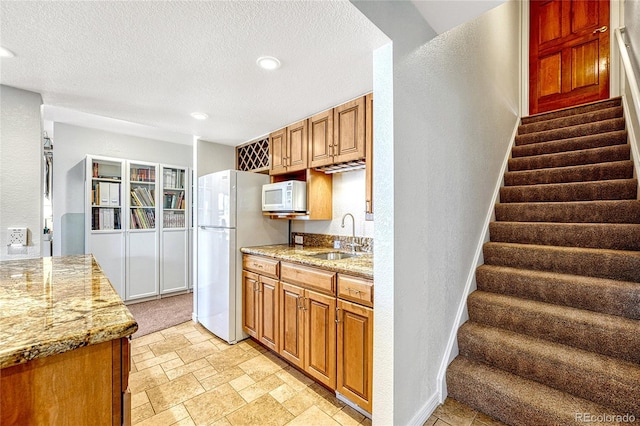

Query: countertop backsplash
left=291, top=232, right=373, bottom=254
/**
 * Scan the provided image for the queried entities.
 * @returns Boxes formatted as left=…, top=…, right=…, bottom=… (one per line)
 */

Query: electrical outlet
left=8, top=227, right=27, bottom=245
left=294, top=235, right=304, bottom=245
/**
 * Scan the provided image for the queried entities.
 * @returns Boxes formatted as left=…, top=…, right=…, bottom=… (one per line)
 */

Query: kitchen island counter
left=240, top=244, right=373, bottom=279
left=0, top=254, right=137, bottom=369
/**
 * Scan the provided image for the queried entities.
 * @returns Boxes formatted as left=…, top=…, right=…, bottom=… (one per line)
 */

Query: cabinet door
left=160, top=229, right=188, bottom=294
left=334, top=97, right=366, bottom=163
left=365, top=93, right=373, bottom=217
left=269, top=128, right=287, bottom=175
left=304, top=289, right=336, bottom=389
left=286, top=119, right=308, bottom=172
left=279, top=283, right=305, bottom=368
left=242, top=271, right=259, bottom=339
left=337, top=299, right=373, bottom=414
left=126, top=231, right=159, bottom=300
left=89, top=232, right=125, bottom=299
left=309, top=109, right=334, bottom=168
left=258, top=276, right=279, bottom=351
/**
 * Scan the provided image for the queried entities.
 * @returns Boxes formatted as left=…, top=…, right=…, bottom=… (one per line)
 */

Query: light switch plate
left=8, top=227, right=27, bottom=245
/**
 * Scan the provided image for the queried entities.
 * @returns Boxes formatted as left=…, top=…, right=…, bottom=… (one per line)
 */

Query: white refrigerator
left=197, top=170, right=287, bottom=344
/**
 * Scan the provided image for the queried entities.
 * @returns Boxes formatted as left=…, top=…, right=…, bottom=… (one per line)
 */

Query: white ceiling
left=0, top=0, right=389, bottom=146
left=0, top=1, right=505, bottom=147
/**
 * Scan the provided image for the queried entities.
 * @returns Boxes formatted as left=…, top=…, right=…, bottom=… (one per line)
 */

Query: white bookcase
left=126, top=160, right=159, bottom=301
left=160, top=164, right=189, bottom=295
left=86, top=156, right=126, bottom=298
left=85, top=155, right=190, bottom=302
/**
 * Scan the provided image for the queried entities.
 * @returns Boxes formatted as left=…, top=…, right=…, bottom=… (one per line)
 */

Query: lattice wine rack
left=236, top=137, right=269, bottom=172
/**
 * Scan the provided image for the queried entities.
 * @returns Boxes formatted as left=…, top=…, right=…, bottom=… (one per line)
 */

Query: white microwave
left=262, top=180, right=307, bottom=213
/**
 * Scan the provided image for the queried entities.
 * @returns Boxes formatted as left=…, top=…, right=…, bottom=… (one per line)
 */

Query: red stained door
left=529, top=0, right=610, bottom=114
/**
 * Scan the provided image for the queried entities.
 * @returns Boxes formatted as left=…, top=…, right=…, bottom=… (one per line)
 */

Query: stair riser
left=515, top=118, right=625, bottom=146
left=518, top=106, right=624, bottom=135
left=446, top=357, right=621, bottom=426
left=489, top=222, right=640, bottom=251
left=476, top=266, right=640, bottom=320
left=458, top=324, right=640, bottom=415
left=508, top=145, right=631, bottom=172
left=483, top=242, right=640, bottom=283
left=521, top=98, right=622, bottom=125
left=512, top=130, right=628, bottom=158
left=494, top=201, right=640, bottom=224
left=499, top=179, right=638, bottom=203
left=504, top=162, right=634, bottom=186
left=467, top=293, right=640, bottom=363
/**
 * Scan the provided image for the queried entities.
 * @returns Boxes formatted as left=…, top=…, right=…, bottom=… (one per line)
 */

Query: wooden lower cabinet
left=279, top=282, right=305, bottom=367
left=1, top=337, right=131, bottom=426
left=242, top=271, right=280, bottom=351
left=337, top=299, right=374, bottom=414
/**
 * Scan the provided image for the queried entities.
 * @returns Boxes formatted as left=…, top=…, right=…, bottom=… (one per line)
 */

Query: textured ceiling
left=0, top=1, right=389, bottom=146
left=411, top=0, right=506, bottom=35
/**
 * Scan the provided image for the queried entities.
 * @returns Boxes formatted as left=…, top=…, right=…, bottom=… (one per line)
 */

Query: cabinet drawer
left=243, top=255, right=279, bottom=279
left=281, top=262, right=336, bottom=295
left=338, top=275, right=373, bottom=307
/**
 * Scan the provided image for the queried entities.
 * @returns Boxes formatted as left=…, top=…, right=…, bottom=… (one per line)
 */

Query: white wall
left=196, top=139, right=235, bottom=177
left=52, top=123, right=193, bottom=256
left=625, top=0, right=640, bottom=74
left=353, top=1, right=521, bottom=423
left=291, top=169, right=374, bottom=238
left=0, top=85, right=43, bottom=260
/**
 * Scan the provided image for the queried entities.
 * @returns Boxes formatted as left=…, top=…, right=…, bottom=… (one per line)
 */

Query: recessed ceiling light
left=257, top=56, right=281, bottom=70
left=0, top=46, right=15, bottom=58
left=190, top=112, right=208, bottom=120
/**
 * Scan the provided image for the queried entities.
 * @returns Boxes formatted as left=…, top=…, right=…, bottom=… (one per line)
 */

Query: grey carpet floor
left=127, top=292, right=193, bottom=338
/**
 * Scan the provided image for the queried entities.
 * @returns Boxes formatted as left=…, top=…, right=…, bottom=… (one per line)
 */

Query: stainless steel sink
left=307, top=251, right=358, bottom=260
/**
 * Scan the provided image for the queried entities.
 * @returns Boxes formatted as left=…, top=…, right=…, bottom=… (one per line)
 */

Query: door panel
left=530, top=0, right=610, bottom=114
left=304, top=290, right=336, bottom=389
left=259, top=277, right=279, bottom=351
left=279, top=283, right=304, bottom=368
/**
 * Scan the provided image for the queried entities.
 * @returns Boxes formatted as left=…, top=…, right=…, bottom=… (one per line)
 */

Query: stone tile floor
left=129, top=321, right=505, bottom=425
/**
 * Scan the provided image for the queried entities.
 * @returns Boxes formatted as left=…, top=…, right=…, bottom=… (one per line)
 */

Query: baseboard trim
left=435, top=118, right=520, bottom=401
left=406, top=392, right=441, bottom=426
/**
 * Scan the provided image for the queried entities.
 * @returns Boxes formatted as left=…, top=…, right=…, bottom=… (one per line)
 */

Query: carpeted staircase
left=446, top=98, right=640, bottom=425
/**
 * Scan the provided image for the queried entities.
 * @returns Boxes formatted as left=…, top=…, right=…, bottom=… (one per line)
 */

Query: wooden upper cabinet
left=309, top=110, right=334, bottom=168
left=270, top=121, right=308, bottom=175
left=334, top=96, right=366, bottom=163
left=286, top=120, right=308, bottom=173
left=269, top=128, right=287, bottom=175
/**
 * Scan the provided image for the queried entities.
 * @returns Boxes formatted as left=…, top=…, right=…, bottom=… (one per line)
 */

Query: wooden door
left=286, top=120, right=308, bottom=173
left=529, top=0, right=610, bottom=114
left=337, top=300, right=373, bottom=414
left=269, top=128, right=287, bottom=175
left=304, top=289, right=336, bottom=389
left=309, top=109, right=334, bottom=168
left=334, top=97, right=366, bottom=163
left=279, top=283, right=305, bottom=368
left=258, top=276, right=279, bottom=351
left=242, top=271, right=259, bottom=339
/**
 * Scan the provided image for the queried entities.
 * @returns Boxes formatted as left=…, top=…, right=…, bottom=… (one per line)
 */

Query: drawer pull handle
left=335, top=307, right=341, bottom=324
left=346, top=287, right=361, bottom=295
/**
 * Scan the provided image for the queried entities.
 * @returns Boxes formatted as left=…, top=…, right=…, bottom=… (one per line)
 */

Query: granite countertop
left=240, top=245, right=373, bottom=280
left=0, top=254, right=137, bottom=369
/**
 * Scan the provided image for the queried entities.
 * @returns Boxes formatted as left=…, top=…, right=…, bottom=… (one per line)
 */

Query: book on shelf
left=163, top=211, right=186, bottom=228
left=163, top=190, right=185, bottom=209
left=163, top=169, right=185, bottom=189
left=130, top=208, right=156, bottom=229
left=93, top=182, right=121, bottom=206
left=130, top=167, right=155, bottom=182
left=131, top=187, right=155, bottom=207
left=92, top=208, right=121, bottom=230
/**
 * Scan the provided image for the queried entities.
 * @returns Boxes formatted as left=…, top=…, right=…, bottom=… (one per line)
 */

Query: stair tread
left=515, top=117, right=625, bottom=146
left=468, top=290, right=640, bottom=363
left=508, top=145, right=631, bottom=171
left=489, top=221, right=640, bottom=250
left=500, top=178, right=638, bottom=203
left=518, top=106, right=624, bottom=135
left=447, top=357, right=631, bottom=426
left=495, top=200, right=640, bottom=223
left=458, top=322, right=640, bottom=415
left=504, top=160, right=634, bottom=186
left=512, top=130, right=628, bottom=158
left=521, top=98, right=622, bottom=125
left=476, top=264, right=640, bottom=319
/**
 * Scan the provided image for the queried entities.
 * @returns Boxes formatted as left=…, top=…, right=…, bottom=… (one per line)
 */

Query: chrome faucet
left=341, top=213, right=360, bottom=252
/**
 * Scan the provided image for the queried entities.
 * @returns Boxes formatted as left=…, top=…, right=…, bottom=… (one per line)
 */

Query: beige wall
left=0, top=85, right=43, bottom=260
